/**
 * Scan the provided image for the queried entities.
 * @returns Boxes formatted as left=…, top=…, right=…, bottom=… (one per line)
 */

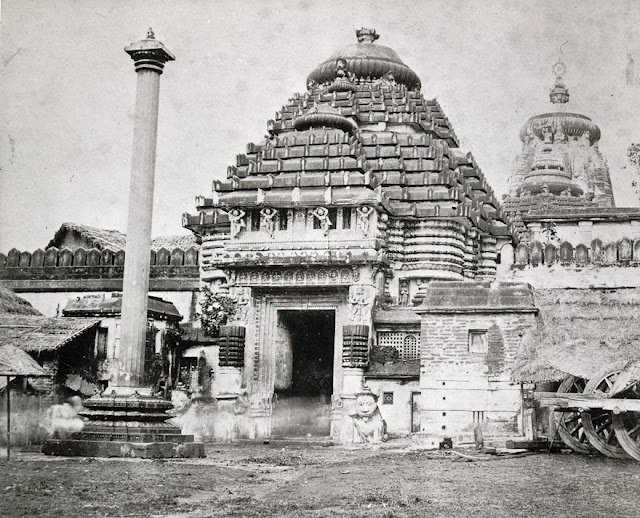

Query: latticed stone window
left=468, top=330, right=488, bottom=354
left=377, top=331, right=420, bottom=360
left=382, top=392, right=394, bottom=405
left=403, top=334, right=418, bottom=359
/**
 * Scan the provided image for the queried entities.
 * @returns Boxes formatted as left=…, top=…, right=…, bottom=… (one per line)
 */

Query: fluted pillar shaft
left=116, top=31, right=174, bottom=388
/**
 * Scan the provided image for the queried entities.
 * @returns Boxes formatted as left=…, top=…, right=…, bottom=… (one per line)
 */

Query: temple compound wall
left=0, top=243, right=199, bottom=318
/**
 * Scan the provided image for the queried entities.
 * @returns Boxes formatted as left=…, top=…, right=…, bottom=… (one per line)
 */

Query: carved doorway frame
left=249, top=288, right=349, bottom=403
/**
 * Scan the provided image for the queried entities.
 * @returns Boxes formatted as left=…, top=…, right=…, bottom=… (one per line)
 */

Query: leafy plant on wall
left=541, top=221, right=561, bottom=246
left=198, top=285, right=237, bottom=337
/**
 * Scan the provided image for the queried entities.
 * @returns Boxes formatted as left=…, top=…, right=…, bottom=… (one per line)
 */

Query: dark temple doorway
left=272, top=310, right=335, bottom=437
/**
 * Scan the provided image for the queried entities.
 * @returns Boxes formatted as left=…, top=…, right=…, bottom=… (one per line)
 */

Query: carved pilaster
left=342, top=324, right=369, bottom=368
left=218, top=325, right=245, bottom=368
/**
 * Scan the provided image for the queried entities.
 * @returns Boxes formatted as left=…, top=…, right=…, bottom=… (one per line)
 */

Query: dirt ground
left=2, top=441, right=640, bottom=518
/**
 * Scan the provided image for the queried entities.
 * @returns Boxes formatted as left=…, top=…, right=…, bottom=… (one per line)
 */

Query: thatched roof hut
left=513, top=288, right=640, bottom=383
left=0, top=285, right=40, bottom=316
left=0, top=345, right=46, bottom=377
left=0, top=315, right=99, bottom=354
left=46, top=222, right=197, bottom=252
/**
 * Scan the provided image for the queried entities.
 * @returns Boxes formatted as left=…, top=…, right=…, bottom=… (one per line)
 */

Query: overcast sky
left=1, top=0, right=640, bottom=253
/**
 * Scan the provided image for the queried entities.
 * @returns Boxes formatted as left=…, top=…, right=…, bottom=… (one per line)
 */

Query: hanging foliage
left=198, top=286, right=237, bottom=337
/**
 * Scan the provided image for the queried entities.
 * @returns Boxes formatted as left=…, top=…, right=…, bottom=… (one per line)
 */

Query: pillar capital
left=125, top=29, right=175, bottom=73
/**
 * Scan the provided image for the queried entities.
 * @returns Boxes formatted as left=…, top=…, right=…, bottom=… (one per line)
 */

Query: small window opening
left=278, top=209, right=288, bottom=230
left=250, top=210, right=261, bottom=231
left=342, top=208, right=352, bottom=229
left=468, top=330, right=488, bottom=354
left=328, top=209, right=337, bottom=230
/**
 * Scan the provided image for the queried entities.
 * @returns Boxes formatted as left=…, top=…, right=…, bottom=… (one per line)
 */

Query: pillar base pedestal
left=42, top=390, right=205, bottom=458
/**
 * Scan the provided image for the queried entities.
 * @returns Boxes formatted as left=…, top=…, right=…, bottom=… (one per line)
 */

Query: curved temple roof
left=520, top=112, right=601, bottom=145
left=307, top=28, right=422, bottom=90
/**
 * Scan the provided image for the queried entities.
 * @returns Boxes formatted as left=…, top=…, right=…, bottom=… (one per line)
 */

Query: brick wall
left=418, top=311, right=537, bottom=444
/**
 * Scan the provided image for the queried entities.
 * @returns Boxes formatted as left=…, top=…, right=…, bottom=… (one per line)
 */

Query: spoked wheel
left=612, top=378, right=640, bottom=461
left=554, top=376, right=593, bottom=454
left=581, top=362, right=630, bottom=459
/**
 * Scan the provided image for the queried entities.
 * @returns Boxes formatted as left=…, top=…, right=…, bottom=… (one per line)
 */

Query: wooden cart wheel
left=581, top=363, right=629, bottom=459
left=554, top=376, right=593, bottom=454
left=612, top=379, right=640, bottom=461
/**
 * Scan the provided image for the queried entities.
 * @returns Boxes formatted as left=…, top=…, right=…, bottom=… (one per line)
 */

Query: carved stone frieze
left=234, top=267, right=359, bottom=287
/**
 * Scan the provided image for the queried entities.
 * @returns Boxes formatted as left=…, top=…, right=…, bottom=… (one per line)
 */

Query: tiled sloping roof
left=0, top=316, right=99, bottom=353
left=0, top=344, right=47, bottom=376
left=63, top=294, right=181, bottom=320
left=0, top=285, right=41, bottom=316
left=47, top=222, right=199, bottom=252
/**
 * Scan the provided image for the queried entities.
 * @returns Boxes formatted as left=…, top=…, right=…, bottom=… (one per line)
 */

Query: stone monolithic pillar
left=116, top=31, right=175, bottom=388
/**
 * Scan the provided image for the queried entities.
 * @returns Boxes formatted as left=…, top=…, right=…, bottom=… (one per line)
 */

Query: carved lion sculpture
left=350, top=391, right=388, bottom=444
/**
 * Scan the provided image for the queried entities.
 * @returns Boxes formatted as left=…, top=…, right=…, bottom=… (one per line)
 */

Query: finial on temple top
left=146, top=27, right=155, bottom=39
left=356, top=28, right=379, bottom=44
left=550, top=41, right=570, bottom=105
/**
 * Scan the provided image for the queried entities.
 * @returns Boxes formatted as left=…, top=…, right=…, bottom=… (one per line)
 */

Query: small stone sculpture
left=228, top=208, right=246, bottom=238
left=260, top=207, right=277, bottom=238
left=398, top=280, right=409, bottom=306
left=350, top=389, right=388, bottom=444
left=312, top=206, right=332, bottom=236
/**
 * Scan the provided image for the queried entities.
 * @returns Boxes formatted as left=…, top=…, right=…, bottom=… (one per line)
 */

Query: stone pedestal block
left=43, top=392, right=204, bottom=458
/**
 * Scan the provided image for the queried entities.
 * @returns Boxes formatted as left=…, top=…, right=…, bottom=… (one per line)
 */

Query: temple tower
left=504, top=52, right=615, bottom=232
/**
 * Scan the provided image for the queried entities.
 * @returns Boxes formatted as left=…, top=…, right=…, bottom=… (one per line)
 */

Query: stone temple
left=182, top=28, right=534, bottom=444
left=3, top=29, right=640, bottom=452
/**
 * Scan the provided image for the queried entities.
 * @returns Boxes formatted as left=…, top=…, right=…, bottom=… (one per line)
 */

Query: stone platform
left=42, top=438, right=205, bottom=458
left=43, top=392, right=205, bottom=459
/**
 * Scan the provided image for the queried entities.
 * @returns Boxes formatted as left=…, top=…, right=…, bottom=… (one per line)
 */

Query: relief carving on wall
left=398, top=279, right=409, bottom=306
left=228, top=209, right=246, bottom=239
left=349, top=285, right=374, bottom=324
left=235, top=267, right=357, bottom=287
left=312, top=206, right=332, bottom=236
left=356, top=206, right=374, bottom=235
left=260, top=207, right=277, bottom=238
left=229, top=286, right=251, bottom=323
